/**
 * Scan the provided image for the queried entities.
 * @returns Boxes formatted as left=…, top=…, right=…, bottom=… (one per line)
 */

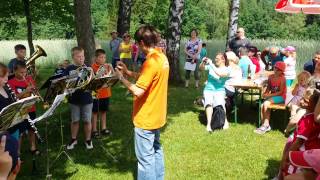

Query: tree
left=166, top=0, right=185, bottom=83
left=226, top=0, right=240, bottom=48
left=117, top=0, right=133, bottom=36
left=74, top=0, right=96, bottom=65
left=22, top=0, right=34, bottom=55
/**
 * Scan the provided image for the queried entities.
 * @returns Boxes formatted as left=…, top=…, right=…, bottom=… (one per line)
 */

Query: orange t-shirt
left=133, top=48, right=169, bottom=130
left=91, top=63, right=112, bottom=99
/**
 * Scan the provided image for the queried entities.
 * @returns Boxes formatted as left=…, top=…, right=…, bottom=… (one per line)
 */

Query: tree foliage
left=1, top=0, right=320, bottom=40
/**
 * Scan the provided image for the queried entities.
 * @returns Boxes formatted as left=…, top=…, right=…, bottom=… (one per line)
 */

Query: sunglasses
left=124, top=36, right=130, bottom=38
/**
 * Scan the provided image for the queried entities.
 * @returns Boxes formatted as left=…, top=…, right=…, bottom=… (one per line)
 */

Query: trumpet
left=21, top=76, right=44, bottom=102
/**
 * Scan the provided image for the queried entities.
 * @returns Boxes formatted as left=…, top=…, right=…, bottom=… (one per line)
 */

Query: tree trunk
left=226, top=0, right=240, bottom=49
left=23, top=0, right=34, bottom=56
left=74, top=0, right=96, bottom=65
left=117, top=0, right=133, bottom=37
left=166, top=0, right=184, bottom=83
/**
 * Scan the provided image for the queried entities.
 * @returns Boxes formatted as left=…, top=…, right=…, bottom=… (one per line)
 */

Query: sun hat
left=289, top=149, right=320, bottom=173
left=284, top=46, right=296, bottom=52
left=274, top=61, right=286, bottom=72
left=110, top=30, right=118, bottom=35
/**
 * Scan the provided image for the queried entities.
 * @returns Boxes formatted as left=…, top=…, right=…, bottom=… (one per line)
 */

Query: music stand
left=84, top=75, right=119, bottom=162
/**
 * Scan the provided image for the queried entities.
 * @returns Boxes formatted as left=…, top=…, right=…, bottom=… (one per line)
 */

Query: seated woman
left=254, top=61, right=287, bottom=134
left=224, top=51, right=242, bottom=114
left=200, top=53, right=230, bottom=132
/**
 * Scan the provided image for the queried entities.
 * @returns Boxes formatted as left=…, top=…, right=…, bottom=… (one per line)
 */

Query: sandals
left=101, top=129, right=111, bottom=136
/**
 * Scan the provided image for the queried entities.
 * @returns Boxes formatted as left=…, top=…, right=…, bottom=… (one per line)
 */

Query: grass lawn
left=16, top=67, right=287, bottom=180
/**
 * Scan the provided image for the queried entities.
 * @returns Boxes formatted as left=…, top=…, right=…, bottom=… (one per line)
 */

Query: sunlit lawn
left=16, top=67, right=287, bottom=180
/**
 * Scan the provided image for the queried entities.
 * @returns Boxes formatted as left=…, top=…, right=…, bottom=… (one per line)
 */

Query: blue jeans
left=134, top=127, right=164, bottom=180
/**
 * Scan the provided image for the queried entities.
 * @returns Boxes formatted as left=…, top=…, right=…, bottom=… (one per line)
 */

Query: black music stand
left=85, top=75, right=119, bottom=162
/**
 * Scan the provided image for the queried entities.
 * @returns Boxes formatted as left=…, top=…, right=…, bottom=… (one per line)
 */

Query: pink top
left=268, top=74, right=286, bottom=100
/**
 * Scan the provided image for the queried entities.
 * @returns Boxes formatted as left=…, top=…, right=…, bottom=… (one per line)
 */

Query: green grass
left=15, top=67, right=289, bottom=180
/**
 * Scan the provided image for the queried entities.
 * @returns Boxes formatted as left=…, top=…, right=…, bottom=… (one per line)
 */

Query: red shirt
left=249, top=57, right=260, bottom=73
left=8, top=76, right=36, bottom=112
left=268, top=74, right=287, bottom=100
left=293, top=113, right=320, bottom=150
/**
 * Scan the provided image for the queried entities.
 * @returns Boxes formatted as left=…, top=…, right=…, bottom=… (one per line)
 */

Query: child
left=200, top=43, right=207, bottom=61
left=248, top=46, right=261, bottom=73
left=91, top=49, right=112, bottom=138
left=276, top=88, right=320, bottom=179
left=65, top=47, right=93, bottom=150
left=254, top=61, right=287, bottom=134
left=54, top=60, right=70, bottom=75
left=7, top=61, right=39, bottom=155
left=238, top=47, right=255, bottom=79
left=283, top=46, right=297, bottom=88
left=284, top=71, right=311, bottom=136
left=8, top=44, right=27, bottom=76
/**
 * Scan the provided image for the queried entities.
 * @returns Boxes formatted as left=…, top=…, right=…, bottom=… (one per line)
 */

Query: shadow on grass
left=263, top=159, right=281, bottom=180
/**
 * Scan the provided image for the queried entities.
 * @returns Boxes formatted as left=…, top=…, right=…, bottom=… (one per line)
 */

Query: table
left=229, top=80, right=264, bottom=126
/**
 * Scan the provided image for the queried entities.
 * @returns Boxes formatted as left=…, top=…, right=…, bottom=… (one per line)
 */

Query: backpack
left=211, top=105, right=225, bottom=130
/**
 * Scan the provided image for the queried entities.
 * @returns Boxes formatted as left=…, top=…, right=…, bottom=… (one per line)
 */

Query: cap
left=284, top=46, right=296, bottom=52
left=289, top=149, right=320, bottom=173
left=110, top=30, right=118, bottom=35
left=274, top=61, right=286, bottom=72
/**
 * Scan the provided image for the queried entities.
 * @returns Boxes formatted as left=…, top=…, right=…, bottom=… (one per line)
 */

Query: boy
left=91, top=49, right=112, bottom=138
left=54, top=60, right=70, bottom=75
left=8, top=44, right=27, bottom=75
left=238, top=47, right=255, bottom=79
left=7, top=61, right=39, bottom=155
left=65, top=47, right=93, bottom=150
left=276, top=88, right=320, bottom=179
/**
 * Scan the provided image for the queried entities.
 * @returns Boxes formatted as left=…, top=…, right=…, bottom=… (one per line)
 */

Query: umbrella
left=275, top=0, right=320, bottom=14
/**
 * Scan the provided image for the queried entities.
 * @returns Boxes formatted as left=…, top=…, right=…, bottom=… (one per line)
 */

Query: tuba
left=26, top=45, right=47, bottom=68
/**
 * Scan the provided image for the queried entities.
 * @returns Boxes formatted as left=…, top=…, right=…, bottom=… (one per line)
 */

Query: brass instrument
left=65, top=66, right=94, bottom=90
left=26, top=45, right=47, bottom=77
left=21, top=76, right=44, bottom=102
left=95, top=63, right=114, bottom=78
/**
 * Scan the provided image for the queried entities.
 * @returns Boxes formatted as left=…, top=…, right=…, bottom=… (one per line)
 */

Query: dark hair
left=0, top=63, right=8, bottom=78
left=95, top=49, right=106, bottom=57
left=202, top=43, right=206, bottom=47
left=14, top=44, right=26, bottom=52
left=190, top=29, right=198, bottom=36
left=13, top=61, right=27, bottom=71
left=239, top=47, right=248, bottom=56
left=71, top=46, right=84, bottom=56
left=134, top=25, right=158, bottom=48
left=248, top=46, right=258, bottom=57
left=315, top=50, right=320, bottom=55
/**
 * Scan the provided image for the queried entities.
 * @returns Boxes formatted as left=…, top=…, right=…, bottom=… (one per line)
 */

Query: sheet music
left=32, top=93, right=66, bottom=123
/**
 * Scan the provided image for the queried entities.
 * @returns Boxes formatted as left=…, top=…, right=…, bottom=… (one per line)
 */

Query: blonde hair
left=297, top=71, right=311, bottom=84
left=225, top=51, right=239, bottom=64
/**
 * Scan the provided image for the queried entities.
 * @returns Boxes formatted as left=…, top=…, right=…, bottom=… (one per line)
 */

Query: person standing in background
left=109, top=31, right=122, bottom=68
left=227, top=28, right=251, bottom=56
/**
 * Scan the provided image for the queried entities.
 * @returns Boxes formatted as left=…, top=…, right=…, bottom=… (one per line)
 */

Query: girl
left=200, top=53, right=230, bottom=132
left=283, top=46, right=297, bottom=88
left=184, top=29, right=202, bottom=88
left=248, top=46, right=261, bottom=73
left=284, top=71, right=311, bottom=136
left=254, top=61, right=287, bottom=134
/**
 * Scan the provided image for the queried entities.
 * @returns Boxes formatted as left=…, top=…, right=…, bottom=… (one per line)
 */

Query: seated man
left=303, top=50, right=320, bottom=75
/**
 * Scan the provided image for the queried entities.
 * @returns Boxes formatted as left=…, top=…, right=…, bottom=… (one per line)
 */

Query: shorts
left=121, top=58, right=133, bottom=68
left=69, top=103, right=93, bottom=123
left=286, top=79, right=294, bottom=87
left=269, top=96, right=285, bottom=104
left=203, top=90, right=226, bottom=108
left=92, top=98, right=109, bottom=112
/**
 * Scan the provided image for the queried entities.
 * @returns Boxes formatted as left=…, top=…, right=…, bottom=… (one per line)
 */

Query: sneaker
left=92, top=131, right=99, bottom=139
left=101, top=129, right=111, bottom=136
left=223, top=122, right=230, bottom=130
left=66, top=139, right=77, bottom=150
left=85, top=140, right=93, bottom=150
left=206, top=126, right=212, bottom=133
left=254, top=125, right=271, bottom=134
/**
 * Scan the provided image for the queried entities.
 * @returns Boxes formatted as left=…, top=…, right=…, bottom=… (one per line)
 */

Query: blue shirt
left=238, top=56, right=254, bottom=79
left=303, top=59, right=316, bottom=74
left=204, top=65, right=230, bottom=92
left=65, top=64, right=93, bottom=105
left=200, top=48, right=207, bottom=61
